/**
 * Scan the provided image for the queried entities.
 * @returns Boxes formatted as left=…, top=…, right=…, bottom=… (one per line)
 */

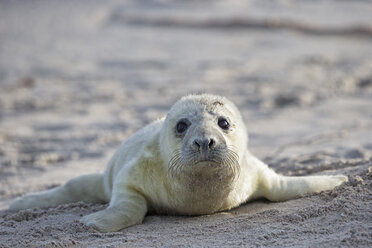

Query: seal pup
left=9, top=94, right=347, bottom=232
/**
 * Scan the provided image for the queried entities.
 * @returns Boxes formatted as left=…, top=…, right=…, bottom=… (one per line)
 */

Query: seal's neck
left=170, top=167, right=237, bottom=215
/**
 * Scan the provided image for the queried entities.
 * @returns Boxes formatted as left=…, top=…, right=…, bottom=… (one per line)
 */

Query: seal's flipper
left=81, top=183, right=148, bottom=232
left=9, top=174, right=108, bottom=210
left=259, top=169, right=348, bottom=202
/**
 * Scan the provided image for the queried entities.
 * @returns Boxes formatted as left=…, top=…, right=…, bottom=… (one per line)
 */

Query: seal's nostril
left=193, top=138, right=215, bottom=151
left=209, top=139, right=215, bottom=149
left=194, top=140, right=201, bottom=149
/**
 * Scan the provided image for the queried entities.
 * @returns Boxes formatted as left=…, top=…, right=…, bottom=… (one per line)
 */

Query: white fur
left=9, top=94, right=347, bottom=232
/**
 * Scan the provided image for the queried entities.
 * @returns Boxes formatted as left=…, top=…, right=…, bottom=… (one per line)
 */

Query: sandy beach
left=0, top=0, right=371, bottom=247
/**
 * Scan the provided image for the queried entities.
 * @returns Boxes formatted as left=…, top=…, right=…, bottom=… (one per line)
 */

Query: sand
left=0, top=0, right=371, bottom=247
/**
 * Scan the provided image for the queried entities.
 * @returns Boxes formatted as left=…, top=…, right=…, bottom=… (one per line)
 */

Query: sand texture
left=0, top=0, right=371, bottom=247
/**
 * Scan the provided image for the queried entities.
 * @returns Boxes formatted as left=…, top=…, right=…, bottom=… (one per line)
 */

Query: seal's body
left=10, top=94, right=347, bottom=232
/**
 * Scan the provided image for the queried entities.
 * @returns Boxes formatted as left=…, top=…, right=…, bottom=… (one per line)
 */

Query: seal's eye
left=176, top=119, right=190, bottom=134
left=218, top=118, right=230, bottom=130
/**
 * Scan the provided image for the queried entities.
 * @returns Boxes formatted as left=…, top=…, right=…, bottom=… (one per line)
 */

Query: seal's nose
left=193, top=137, right=216, bottom=152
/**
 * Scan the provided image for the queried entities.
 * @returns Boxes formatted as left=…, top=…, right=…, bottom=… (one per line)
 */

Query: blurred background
left=0, top=0, right=372, bottom=202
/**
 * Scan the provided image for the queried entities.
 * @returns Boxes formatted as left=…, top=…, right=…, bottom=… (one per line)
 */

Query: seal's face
left=161, top=94, right=247, bottom=181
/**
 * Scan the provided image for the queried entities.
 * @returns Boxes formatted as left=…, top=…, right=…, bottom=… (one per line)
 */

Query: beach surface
left=0, top=0, right=371, bottom=247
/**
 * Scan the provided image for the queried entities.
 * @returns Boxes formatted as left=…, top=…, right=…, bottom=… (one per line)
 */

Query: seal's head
left=160, top=94, right=247, bottom=180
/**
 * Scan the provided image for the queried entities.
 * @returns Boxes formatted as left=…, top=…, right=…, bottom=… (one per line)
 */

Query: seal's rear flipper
left=9, top=174, right=108, bottom=210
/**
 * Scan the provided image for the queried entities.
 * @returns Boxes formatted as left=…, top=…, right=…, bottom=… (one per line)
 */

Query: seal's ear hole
left=218, top=117, right=230, bottom=130
left=176, top=118, right=191, bottom=135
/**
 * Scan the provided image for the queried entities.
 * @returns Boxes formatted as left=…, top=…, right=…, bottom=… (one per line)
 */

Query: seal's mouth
left=167, top=148, right=240, bottom=179
left=194, top=159, right=221, bottom=166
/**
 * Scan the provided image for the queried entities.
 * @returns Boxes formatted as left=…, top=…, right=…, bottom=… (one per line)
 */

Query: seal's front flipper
left=259, top=168, right=348, bottom=202
left=81, top=187, right=147, bottom=232
left=81, top=205, right=146, bottom=232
